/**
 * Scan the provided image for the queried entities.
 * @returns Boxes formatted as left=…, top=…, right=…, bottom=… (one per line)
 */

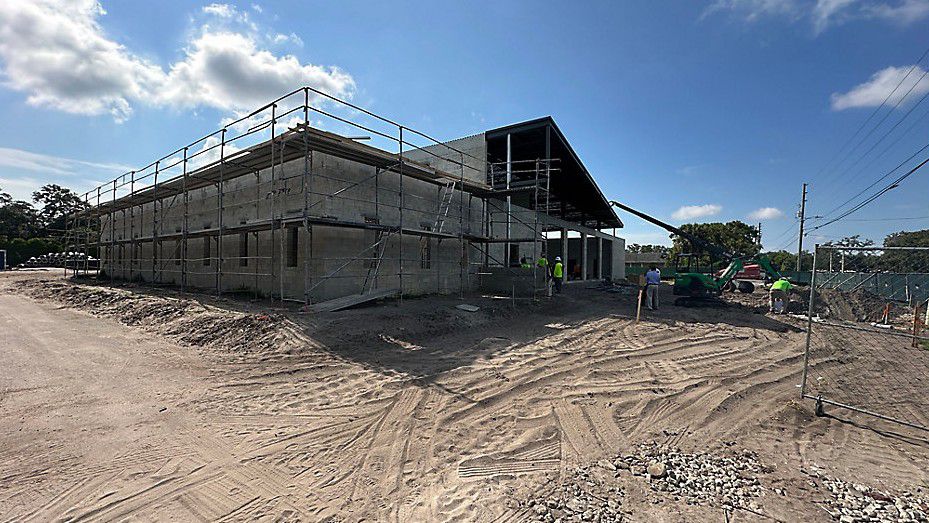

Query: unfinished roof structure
left=67, top=87, right=624, bottom=307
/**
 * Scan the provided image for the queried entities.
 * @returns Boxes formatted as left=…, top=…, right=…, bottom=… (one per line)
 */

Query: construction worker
left=769, top=277, right=791, bottom=314
left=537, top=254, right=552, bottom=296
left=520, top=257, right=532, bottom=269
left=536, top=254, right=549, bottom=272
left=645, top=265, right=661, bottom=310
left=553, top=256, right=564, bottom=293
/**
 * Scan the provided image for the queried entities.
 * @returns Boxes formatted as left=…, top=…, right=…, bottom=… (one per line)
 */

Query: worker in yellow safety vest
left=553, top=256, right=564, bottom=294
left=520, top=257, right=532, bottom=269
left=769, top=277, right=791, bottom=314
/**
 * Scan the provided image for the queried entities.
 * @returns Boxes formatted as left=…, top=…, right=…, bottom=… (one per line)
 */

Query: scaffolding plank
left=309, top=288, right=399, bottom=312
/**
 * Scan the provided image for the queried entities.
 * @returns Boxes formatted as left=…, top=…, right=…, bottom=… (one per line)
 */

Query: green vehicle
left=610, top=201, right=784, bottom=305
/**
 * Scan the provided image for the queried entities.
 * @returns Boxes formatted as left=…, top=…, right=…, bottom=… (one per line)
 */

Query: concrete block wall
left=99, top=150, right=486, bottom=301
left=403, top=134, right=488, bottom=186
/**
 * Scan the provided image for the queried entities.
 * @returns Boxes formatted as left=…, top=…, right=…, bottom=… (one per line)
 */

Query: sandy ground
left=1, top=270, right=927, bottom=522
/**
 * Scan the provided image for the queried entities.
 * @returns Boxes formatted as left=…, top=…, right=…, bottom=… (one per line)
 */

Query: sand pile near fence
left=7, top=278, right=310, bottom=357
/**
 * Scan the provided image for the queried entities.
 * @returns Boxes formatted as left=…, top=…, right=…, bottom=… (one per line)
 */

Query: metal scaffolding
left=66, top=87, right=558, bottom=306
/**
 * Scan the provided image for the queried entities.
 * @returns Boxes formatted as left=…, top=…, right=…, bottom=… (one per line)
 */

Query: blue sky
left=0, top=0, right=927, bottom=250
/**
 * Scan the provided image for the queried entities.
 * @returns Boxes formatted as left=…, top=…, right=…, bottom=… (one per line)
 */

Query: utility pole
left=796, top=183, right=807, bottom=272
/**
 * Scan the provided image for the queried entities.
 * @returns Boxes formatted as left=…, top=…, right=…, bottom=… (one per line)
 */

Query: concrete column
left=561, top=228, right=568, bottom=278
left=597, top=236, right=603, bottom=279
left=580, top=232, right=587, bottom=281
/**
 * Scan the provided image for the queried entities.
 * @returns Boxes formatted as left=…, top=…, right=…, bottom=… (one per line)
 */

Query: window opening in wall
left=508, top=244, right=519, bottom=267
left=239, top=233, right=248, bottom=267
left=287, top=227, right=298, bottom=268
left=421, top=238, right=432, bottom=269
left=203, top=237, right=211, bottom=266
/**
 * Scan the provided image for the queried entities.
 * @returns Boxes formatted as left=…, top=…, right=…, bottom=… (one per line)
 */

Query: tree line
left=626, top=220, right=929, bottom=274
left=0, top=184, right=89, bottom=266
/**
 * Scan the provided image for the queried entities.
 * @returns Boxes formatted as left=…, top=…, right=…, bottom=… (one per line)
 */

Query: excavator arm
left=609, top=201, right=735, bottom=261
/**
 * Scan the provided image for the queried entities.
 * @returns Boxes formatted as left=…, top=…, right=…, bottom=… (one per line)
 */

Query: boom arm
left=609, top=201, right=735, bottom=260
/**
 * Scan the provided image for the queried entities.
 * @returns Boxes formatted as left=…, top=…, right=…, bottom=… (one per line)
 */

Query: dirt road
left=2, top=272, right=928, bottom=522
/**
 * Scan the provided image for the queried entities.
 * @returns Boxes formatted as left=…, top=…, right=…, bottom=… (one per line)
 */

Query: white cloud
left=702, top=0, right=802, bottom=23
left=0, top=147, right=134, bottom=200
left=0, top=1, right=354, bottom=123
left=866, top=0, right=929, bottom=23
left=831, top=65, right=929, bottom=110
left=672, top=204, right=722, bottom=221
left=748, top=207, right=785, bottom=220
left=704, top=0, right=929, bottom=32
left=202, top=3, right=236, bottom=18
left=0, top=147, right=131, bottom=177
left=812, top=0, right=856, bottom=33
left=156, top=31, right=353, bottom=113
left=272, top=32, right=304, bottom=47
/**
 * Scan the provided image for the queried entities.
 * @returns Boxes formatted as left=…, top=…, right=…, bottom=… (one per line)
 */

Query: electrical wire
left=814, top=155, right=929, bottom=231
left=819, top=141, right=929, bottom=222
left=815, top=45, right=929, bottom=186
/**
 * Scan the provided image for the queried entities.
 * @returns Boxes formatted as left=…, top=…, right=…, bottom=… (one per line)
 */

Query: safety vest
left=553, top=262, right=563, bottom=278
left=772, top=279, right=791, bottom=291
left=520, top=262, right=532, bottom=269
left=537, top=257, right=548, bottom=267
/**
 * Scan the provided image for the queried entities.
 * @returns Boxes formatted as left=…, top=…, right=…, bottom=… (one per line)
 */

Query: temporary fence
left=800, top=245, right=929, bottom=433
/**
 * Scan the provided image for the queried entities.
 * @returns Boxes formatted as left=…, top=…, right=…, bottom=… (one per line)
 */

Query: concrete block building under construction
left=68, top=87, right=624, bottom=307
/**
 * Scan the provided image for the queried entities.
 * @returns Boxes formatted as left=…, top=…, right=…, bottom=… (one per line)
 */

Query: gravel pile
left=620, top=442, right=764, bottom=510
left=811, top=472, right=929, bottom=522
left=520, top=466, right=626, bottom=522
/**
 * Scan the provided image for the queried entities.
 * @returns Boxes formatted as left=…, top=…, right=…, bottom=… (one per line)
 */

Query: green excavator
left=609, top=201, right=784, bottom=305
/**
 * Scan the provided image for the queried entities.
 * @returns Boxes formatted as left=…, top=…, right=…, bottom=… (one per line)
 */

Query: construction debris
left=16, top=251, right=98, bottom=269
left=520, top=465, right=626, bottom=522
left=620, top=443, right=765, bottom=510
left=806, top=469, right=929, bottom=522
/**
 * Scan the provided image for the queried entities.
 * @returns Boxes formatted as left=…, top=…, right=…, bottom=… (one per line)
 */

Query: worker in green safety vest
left=520, top=257, right=532, bottom=269
left=769, top=277, right=791, bottom=314
left=553, top=256, right=564, bottom=294
left=537, top=255, right=552, bottom=296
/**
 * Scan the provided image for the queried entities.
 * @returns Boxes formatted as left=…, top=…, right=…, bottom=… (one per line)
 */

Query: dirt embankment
left=8, top=278, right=308, bottom=358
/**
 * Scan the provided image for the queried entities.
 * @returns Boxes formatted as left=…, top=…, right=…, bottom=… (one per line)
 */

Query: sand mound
left=8, top=278, right=307, bottom=357
left=811, top=288, right=903, bottom=323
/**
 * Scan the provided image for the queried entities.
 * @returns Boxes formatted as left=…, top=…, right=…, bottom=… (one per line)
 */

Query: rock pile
left=810, top=471, right=929, bottom=522
left=620, top=442, right=764, bottom=510
left=520, top=466, right=626, bottom=522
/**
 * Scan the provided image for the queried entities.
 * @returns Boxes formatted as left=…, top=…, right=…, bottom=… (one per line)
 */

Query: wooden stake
left=636, top=288, right=643, bottom=323
left=913, top=303, right=921, bottom=348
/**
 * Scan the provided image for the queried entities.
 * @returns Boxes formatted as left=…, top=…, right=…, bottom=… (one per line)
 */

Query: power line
left=819, top=60, right=929, bottom=188
left=824, top=80, right=929, bottom=191
left=814, top=155, right=929, bottom=230
left=815, top=45, right=929, bottom=185
left=819, top=141, right=929, bottom=221
left=821, top=101, right=929, bottom=207
left=839, top=215, right=929, bottom=222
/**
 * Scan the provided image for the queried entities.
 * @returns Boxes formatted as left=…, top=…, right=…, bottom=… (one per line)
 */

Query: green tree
left=668, top=221, right=760, bottom=269
left=0, top=200, right=40, bottom=239
left=32, top=184, right=87, bottom=235
left=626, top=244, right=670, bottom=255
left=881, top=229, right=929, bottom=272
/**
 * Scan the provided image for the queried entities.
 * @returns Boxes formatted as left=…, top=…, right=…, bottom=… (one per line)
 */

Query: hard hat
left=780, top=276, right=788, bottom=280
left=555, top=256, right=562, bottom=261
